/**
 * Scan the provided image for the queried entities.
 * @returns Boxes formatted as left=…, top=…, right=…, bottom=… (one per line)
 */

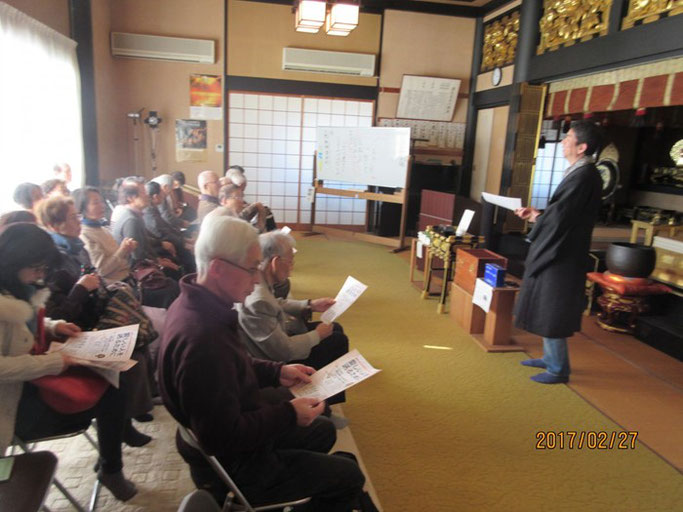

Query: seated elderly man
left=222, top=165, right=277, bottom=232
left=218, top=183, right=268, bottom=232
left=143, top=181, right=196, bottom=273
left=238, top=231, right=349, bottom=402
left=150, top=174, right=189, bottom=229
left=196, top=170, right=221, bottom=222
left=158, top=215, right=365, bottom=510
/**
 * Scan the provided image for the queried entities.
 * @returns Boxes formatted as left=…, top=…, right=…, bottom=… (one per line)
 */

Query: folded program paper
left=320, top=276, right=367, bottom=324
left=291, top=349, right=380, bottom=401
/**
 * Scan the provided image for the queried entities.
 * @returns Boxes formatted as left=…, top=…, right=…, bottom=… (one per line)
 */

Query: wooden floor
left=513, top=316, right=683, bottom=473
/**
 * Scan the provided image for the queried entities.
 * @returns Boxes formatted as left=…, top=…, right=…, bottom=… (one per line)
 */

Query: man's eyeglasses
left=216, top=258, right=259, bottom=276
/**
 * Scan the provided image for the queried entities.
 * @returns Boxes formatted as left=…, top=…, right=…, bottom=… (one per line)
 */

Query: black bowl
left=605, top=242, right=656, bottom=278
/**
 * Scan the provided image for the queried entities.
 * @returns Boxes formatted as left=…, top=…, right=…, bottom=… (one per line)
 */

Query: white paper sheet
left=280, top=226, right=292, bottom=235
left=472, top=278, right=494, bottom=313
left=76, top=359, right=138, bottom=388
left=481, top=192, right=522, bottom=211
left=456, top=209, right=475, bottom=236
left=56, top=324, right=138, bottom=362
left=291, top=349, right=380, bottom=401
left=47, top=325, right=139, bottom=387
left=320, top=276, right=368, bottom=324
left=189, top=106, right=222, bottom=120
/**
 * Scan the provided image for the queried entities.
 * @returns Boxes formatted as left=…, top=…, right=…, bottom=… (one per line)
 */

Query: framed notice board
left=396, top=75, right=461, bottom=122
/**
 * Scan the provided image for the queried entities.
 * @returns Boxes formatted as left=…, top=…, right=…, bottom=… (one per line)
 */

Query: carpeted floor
left=291, top=235, right=683, bottom=512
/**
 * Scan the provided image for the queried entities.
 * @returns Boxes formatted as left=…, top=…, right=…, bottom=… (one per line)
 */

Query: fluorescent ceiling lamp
left=328, top=3, right=359, bottom=31
left=296, top=0, right=326, bottom=30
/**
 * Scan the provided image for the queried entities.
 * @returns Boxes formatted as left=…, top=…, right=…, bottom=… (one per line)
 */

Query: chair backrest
left=176, top=424, right=311, bottom=512
left=178, top=489, right=221, bottom=512
left=177, top=424, right=253, bottom=511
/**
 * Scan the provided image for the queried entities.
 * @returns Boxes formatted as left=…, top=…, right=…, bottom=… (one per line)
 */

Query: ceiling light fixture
left=295, top=0, right=326, bottom=33
left=294, top=0, right=360, bottom=35
left=327, top=2, right=359, bottom=33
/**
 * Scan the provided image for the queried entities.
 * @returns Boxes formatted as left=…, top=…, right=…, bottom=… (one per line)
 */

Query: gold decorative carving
left=622, top=0, right=683, bottom=29
left=537, top=0, right=612, bottom=55
left=481, top=10, right=519, bottom=72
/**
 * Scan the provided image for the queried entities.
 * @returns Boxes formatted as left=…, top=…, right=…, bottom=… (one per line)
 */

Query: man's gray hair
left=151, top=174, right=174, bottom=188
left=259, top=230, right=296, bottom=263
left=225, top=167, right=247, bottom=188
left=195, top=215, right=258, bottom=277
left=198, top=170, right=218, bottom=191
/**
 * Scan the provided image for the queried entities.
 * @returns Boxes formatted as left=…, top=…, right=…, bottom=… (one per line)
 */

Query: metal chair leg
left=88, top=480, right=101, bottom=511
left=52, top=477, right=87, bottom=512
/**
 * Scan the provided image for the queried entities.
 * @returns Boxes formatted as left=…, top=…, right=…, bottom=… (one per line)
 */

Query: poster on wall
left=175, top=119, right=207, bottom=162
left=189, top=74, right=222, bottom=120
left=396, top=75, right=460, bottom=122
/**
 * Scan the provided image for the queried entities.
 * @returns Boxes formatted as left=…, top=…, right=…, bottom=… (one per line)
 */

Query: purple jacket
left=158, top=274, right=296, bottom=462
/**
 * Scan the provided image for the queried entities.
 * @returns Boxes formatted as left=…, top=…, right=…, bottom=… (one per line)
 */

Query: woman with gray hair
left=237, top=230, right=349, bottom=405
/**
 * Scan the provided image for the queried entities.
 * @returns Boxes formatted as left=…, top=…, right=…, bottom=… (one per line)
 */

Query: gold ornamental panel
left=622, top=0, right=683, bottom=29
left=537, top=0, right=613, bottom=55
left=481, top=10, right=520, bottom=72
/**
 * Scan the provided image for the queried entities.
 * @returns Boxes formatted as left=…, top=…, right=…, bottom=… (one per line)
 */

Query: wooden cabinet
left=454, top=248, right=507, bottom=294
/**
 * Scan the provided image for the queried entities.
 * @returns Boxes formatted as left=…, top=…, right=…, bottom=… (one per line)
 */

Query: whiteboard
left=396, top=75, right=461, bottom=121
left=316, top=127, right=411, bottom=188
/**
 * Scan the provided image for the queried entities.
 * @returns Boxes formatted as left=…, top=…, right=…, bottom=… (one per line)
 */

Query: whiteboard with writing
left=316, top=127, right=411, bottom=188
left=397, top=75, right=461, bottom=122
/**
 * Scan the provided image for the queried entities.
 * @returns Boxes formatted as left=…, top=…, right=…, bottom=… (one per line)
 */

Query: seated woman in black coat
left=37, top=196, right=155, bottom=448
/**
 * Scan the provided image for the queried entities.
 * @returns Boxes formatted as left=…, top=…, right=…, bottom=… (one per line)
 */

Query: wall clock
left=491, top=67, right=502, bottom=86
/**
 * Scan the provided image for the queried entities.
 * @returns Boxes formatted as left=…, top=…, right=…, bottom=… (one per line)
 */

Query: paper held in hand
left=48, top=325, right=139, bottom=387
left=290, top=349, right=380, bottom=401
left=49, top=324, right=139, bottom=375
left=481, top=192, right=521, bottom=211
left=320, top=276, right=368, bottom=324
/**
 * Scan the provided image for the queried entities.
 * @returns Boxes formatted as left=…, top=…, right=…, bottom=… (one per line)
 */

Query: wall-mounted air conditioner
left=282, top=48, right=375, bottom=77
left=111, top=32, right=215, bottom=64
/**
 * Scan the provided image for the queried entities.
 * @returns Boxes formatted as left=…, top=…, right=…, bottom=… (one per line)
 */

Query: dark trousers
left=14, top=381, right=126, bottom=473
left=292, top=322, right=348, bottom=405
left=177, top=417, right=364, bottom=511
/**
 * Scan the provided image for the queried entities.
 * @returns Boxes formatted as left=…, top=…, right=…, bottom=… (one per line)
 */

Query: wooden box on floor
left=451, top=282, right=524, bottom=352
left=450, top=282, right=485, bottom=333
left=454, top=248, right=507, bottom=294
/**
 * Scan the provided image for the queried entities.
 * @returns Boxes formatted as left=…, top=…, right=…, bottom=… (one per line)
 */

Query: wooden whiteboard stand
left=311, top=158, right=412, bottom=251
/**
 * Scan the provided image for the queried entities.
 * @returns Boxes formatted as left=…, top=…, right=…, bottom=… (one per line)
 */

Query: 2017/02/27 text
left=535, top=431, right=638, bottom=450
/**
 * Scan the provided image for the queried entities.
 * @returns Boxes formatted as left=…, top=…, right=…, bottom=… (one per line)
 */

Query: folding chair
left=0, top=451, right=57, bottom=512
left=176, top=424, right=311, bottom=512
left=12, top=422, right=102, bottom=512
left=177, top=490, right=221, bottom=512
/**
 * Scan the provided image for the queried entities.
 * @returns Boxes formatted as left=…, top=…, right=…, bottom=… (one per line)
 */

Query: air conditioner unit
left=282, top=48, right=375, bottom=77
left=111, top=32, right=215, bottom=64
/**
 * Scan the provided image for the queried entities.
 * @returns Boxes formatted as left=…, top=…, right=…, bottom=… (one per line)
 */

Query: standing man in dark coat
left=513, top=120, right=603, bottom=384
